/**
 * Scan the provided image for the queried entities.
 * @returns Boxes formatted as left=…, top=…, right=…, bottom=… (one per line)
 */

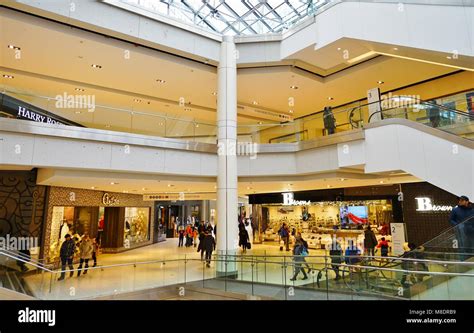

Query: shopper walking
left=178, top=225, right=185, bottom=247
left=290, top=237, right=308, bottom=281
left=203, top=230, right=216, bottom=268
left=77, top=234, right=93, bottom=277
left=323, top=106, right=336, bottom=135
left=449, top=195, right=474, bottom=259
left=376, top=237, right=390, bottom=258
left=239, top=222, right=250, bottom=254
left=363, top=225, right=378, bottom=257
left=328, top=238, right=342, bottom=281
left=185, top=224, right=193, bottom=247
left=278, top=223, right=290, bottom=251
left=92, top=237, right=99, bottom=267
left=296, top=232, right=312, bottom=273
left=58, top=234, right=75, bottom=281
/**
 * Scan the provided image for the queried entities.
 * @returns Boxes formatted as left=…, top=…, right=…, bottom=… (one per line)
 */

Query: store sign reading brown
left=102, top=193, right=119, bottom=206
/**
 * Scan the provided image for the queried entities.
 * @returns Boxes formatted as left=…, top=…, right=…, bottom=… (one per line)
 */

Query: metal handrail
left=0, top=247, right=52, bottom=268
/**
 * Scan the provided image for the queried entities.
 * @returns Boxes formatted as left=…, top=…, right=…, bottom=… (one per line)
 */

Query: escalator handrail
left=421, top=215, right=474, bottom=249
left=0, top=247, right=51, bottom=268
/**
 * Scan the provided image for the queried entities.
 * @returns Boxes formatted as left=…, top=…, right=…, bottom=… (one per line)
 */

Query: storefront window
left=124, top=207, right=150, bottom=247
left=255, top=199, right=394, bottom=248
left=49, top=206, right=96, bottom=261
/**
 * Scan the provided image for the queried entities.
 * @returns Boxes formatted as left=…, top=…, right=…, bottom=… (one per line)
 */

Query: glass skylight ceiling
left=121, top=0, right=330, bottom=35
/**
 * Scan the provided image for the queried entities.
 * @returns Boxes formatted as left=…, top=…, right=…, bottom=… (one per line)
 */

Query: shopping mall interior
left=0, top=0, right=473, bottom=304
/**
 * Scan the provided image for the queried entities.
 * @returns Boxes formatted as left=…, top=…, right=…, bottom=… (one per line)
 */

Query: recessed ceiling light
left=327, top=185, right=331, bottom=188
left=393, top=47, right=398, bottom=51
left=7, top=44, right=21, bottom=50
left=247, top=187, right=251, bottom=190
left=2, top=74, right=14, bottom=79
left=167, top=184, right=172, bottom=187
left=446, top=56, right=452, bottom=59
left=337, top=47, right=341, bottom=51
left=110, top=182, right=117, bottom=185
left=288, top=184, right=293, bottom=186
left=327, top=97, right=333, bottom=100
left=258, top=121, right=263, bottom=125
left=142, top=188, right=147, bottom=191
left=195, top=124, right=199, bottom=128
left=289, top=110, right=294, bottom=114
left=91, top=64, right=102, bottom=69
left=379, top=180, right=384, bottom=184
left=377, top=81, right=384, bottom=84
left=105, top=124, right=111, bottom=128
left=75, top=88, right=85, bottom=92
left=156, top=79, right=166, bottom=83
left=289, top=85, right=298, bottom=90
left=91, top=186, right=96, bottom=189
left=212, top=92, right=217, bottom=96
left=123, top=190, right=129, bottom=193
left=159, top=122, right=164, bottom=126
left=75, top=111, right=81, bottom=114
left=252, top=101, right=258, bottom=105
left=184, top=108, right=191, bottom=111
left=340, top=178, right=346, bottom=181
left=133, top=99, right=142, bottom=103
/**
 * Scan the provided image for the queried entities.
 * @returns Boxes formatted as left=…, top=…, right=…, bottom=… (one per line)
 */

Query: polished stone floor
left=23, top=239, right=334, bottom=300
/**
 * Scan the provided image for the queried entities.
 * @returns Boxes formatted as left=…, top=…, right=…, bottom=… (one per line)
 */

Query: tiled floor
left=23, top=239, right=331, bottom=300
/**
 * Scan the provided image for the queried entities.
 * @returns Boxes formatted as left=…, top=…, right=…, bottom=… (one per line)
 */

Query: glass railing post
left=184, top=254, right=187, bottom=285
left=283, top=256, right=287, bottom=300
left=251, top=257, right=254, bottom=296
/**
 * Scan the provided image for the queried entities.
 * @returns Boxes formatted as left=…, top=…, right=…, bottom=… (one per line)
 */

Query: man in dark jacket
left=323, top=106, right=336, bottom=135
left=449, top=196, right=474, bottom=259
left=58, top=234, right=75, bottom=281
left=363, top=225, right=378, bottom=257
left=203, top=230, right=216, bottom=268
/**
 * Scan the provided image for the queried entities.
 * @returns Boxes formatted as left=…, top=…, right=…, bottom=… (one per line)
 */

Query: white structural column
left=216, top=36, right=238, bottom=276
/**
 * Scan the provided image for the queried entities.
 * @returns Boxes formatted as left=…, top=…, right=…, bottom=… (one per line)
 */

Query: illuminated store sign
left=415, top=197, right=453, bottom=212
left=17, top=106, right=65, bottom=125
left=282, top=192, right=311, bottom=206
left=102, top=193, right=120, bottom=206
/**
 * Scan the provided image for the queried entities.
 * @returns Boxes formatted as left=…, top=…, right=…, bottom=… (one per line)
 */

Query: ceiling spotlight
left=75, top=111, right=81, bottom=114
left=195, top=124, right=199, bottom=128
left=105, top=124, right=111, bottom=128
left=156, top=79, right=166, bottom=83
left=167, top=184, right=172, bottom=187
left=134, top=99, right=141, bottom=103
left=446, top=56, right=452, bottom=59
left=327, top=185, right=331, bottom=188
left=7, top=45, right=20, bottom=50
left=110, top=182, right=117, bottom=185
left=212, top=92, right=217, bottom=96
left=289, top=85, right=298, bottom=90
left=75, top=88, right=85, bottom=92
left=379, top=180, right=384, bottom=184
left=377, top=81, right=384, bottom=84
left=123, top=190, right=129, bottom=193
left=337, top=47, right=341, bottom=51
left=327, top=97, right=334, bottom=100
left=252, top=101, right=258, bottom=105
left=340, top=178, right=346, bottom=181
left=393, top=47, right=398, bottom=51
left=142, top=188, right=147, bottom=191
left=159, top=122, right=164, bottom=126
left=258, top=121, right=263, bottom=125
left=2, top=74, right=14, bottom=79
left=289, top=110, right=294, bottom=114
left=91, top=186, right=96, bottom=189
left=247, top=187, right=251, bottom=190
left=91, top=64, right=102, bottom=69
